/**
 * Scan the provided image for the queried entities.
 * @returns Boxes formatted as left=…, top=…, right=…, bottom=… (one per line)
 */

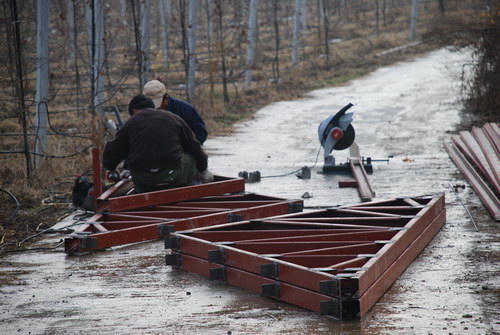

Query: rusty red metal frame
left=165, top=194, right=446, bottom=319
left=445, top=141, right=500, bottom=221
left=349, top=159, right=375, bottom=201
left=65, top=177, right=303, bottom=254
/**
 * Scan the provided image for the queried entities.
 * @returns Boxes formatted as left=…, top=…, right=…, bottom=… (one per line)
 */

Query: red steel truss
left=165, top=194, right=446, bottom=319
left=65, top=176, right=303, bottom=254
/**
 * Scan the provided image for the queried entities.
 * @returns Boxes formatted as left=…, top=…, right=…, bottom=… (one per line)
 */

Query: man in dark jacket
left=103, top=95, right=213, bottom=193
left=143, top=80, right=208, bottom=144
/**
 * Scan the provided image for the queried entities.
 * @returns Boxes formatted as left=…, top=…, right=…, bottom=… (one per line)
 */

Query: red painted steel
left=452, top=135, right=485, bottom=176
left=359, top=209, right=446, bottom=315
left=92, top=148, right=103, bottom=201
left=483, top=122, right=500, bottom=157
left=175, top=253, right=342, bottom=316
left=461, top=129, right=500, bottom=194
left=166, top=195, right=445, bottom=319
left=339, top=179, right=357, bottom=188
left=445, top=142, right=500, bottom=221
left=471, top=127, right=500, bottom=193
left=65, top=190, right=303, bottom=254
left=97, top=176, right=246, bottom=212
left=349, top=159, right=375, bottom=201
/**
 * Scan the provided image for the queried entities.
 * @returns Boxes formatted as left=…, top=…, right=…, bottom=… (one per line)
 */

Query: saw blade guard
left=318, top=103, right=356, bottom=159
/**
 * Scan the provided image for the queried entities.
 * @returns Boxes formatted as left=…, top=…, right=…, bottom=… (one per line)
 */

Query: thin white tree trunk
left=140, top=0, right=151, bottom=87
left=94, top=0, right=106, bottom=116
left=119, top=0, right=127, bottom=24
left=409, top=0, right=418, bottom=40
left=292, top=0, right=303, bottom=65
left=159, top=0, right=170, bottom=70
left=34, top=0, right=50, bottom=163
left=301, top=0, right=307, bottom=31
left=244, top=0, right=257, bottom=90
left=67, top=0, right=75, bottom=63
left=187, top=0, right=198, bottom=100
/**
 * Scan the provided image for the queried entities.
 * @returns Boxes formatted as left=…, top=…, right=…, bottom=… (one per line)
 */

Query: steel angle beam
left=482, top=122, right=500, bottom=156
left=96, top=176, right=246, bottom=212
left=471, top=127, right=500, bottom=193
left=356, top=195, right=446, bottom=294
left=169, top=253, right=349, bottom=318
left=462, top=128, right=500, bottom=194
left=445, top=142, right=500, bottom=221
left=166, top=195, right=445, bottom=318
left=65, top=180, right=303, bottom=254
left=349, top=159, right=376, bottom=201
left=359, top=208, right=446, bottom=315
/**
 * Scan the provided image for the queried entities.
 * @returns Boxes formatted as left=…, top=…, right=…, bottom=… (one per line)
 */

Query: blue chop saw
left=318, top=103, right=372, bottom=173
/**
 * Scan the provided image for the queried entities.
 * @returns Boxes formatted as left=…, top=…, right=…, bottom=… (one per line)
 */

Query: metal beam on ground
left=445, top=142, right=500, bottom=221
left=166, top=194, right=445, bottom=319
left=96, top=176, right=246, bottom=212
left=65, top=179, right=303, bottom=254
left=349, top=159, right=375, bottom=201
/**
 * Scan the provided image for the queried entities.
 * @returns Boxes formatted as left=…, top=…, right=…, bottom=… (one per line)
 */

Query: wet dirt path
left=1, top=48, right=498, bottom=334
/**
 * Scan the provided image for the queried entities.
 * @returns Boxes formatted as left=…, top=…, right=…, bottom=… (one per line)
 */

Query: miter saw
left=318, top=103, right=372, bottom=173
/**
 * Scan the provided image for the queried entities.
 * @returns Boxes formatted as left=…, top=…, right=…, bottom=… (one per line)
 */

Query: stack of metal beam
left=444, top=122, right=500, bottom=221
left=64, top=176, right=303, bottom=254
left=165, top=195, right=446, bottom=319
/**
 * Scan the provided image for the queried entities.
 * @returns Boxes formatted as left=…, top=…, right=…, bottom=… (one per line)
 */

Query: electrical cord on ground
left=0, top=208, right=91, bottom=251
left=260, top=168, right=303, bottom=179
left=260, top=144, right=323, bottom=179
left=3, top=241, right=65, bottom=253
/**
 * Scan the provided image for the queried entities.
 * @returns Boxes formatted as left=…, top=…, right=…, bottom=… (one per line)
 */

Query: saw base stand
left=322, top=156, right=373, bottom=174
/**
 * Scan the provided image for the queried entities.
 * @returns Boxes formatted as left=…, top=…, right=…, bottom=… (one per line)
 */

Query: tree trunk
left=409, top=0, right=418, bottom=40
left=292, top=0, right=302, bottom=66
left=187, top=0, right=198, bottom=101
left=245, top=0, right=258, bottom=90
left=139, top=0, right=151, bottom=87
left=215, top=0, right=229, bottom=103
left=34, top=0, right=50, bottom=167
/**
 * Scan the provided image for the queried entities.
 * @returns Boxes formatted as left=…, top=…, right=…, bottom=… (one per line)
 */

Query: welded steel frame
left=165, top=195, right=446, bottom=319
left=65, top=177, right=303, bottom=254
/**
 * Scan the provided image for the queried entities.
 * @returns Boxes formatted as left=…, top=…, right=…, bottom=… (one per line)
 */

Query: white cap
left=143, top=80, right=167, bottom=108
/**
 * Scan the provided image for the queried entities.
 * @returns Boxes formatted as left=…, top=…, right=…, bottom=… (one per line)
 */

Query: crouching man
left=103, top=94, right=213, bottom=193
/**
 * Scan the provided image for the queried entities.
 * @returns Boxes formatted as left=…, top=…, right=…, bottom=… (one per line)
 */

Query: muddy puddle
left=1, top=48, right=499, bottom=334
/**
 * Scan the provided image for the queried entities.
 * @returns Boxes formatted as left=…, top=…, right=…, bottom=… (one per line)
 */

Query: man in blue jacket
left=143, top=80, right=208, bottom=145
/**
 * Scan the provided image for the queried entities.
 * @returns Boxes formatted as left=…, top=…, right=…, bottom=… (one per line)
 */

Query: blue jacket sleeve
left=167, top=97, right=208, bottom=144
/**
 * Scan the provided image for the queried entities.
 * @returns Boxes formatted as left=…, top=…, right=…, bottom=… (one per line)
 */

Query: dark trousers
left=131, top=153, right=197, bottom=193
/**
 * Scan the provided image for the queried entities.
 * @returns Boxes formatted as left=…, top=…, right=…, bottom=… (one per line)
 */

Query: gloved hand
left=120, top=169, right=131, bottom=179
left=106, top=170, right=120, bottom=182
left=201, top=169, right=214, bottom=183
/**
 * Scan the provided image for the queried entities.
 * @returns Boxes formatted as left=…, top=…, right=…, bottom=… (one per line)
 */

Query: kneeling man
left=103, top=94, right=213, bottom=193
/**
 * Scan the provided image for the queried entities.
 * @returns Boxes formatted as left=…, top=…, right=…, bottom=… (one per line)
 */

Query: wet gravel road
left=1, top=48, right=498, bottom=334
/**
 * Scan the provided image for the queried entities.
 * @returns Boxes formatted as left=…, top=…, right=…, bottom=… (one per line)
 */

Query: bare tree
left=292, top=0, right=303, bottom=66
left=245, top=0, right=258, bottom=90
left=34, top=0, right=50, bottom=167
left=186, top=0, right=198, bottom=100
left=215, top=0, right=229, bottom=103
left=140, top=0, right=152, bottom=87
left=5, top=0, right=33, bottom=183
left=272, top=0, right=280, bottom=82
left=159, top=0, right=171, bottom=71
left=319, top=0, right=330, bottom=60
left=409, top=0, right=419, bottom=40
